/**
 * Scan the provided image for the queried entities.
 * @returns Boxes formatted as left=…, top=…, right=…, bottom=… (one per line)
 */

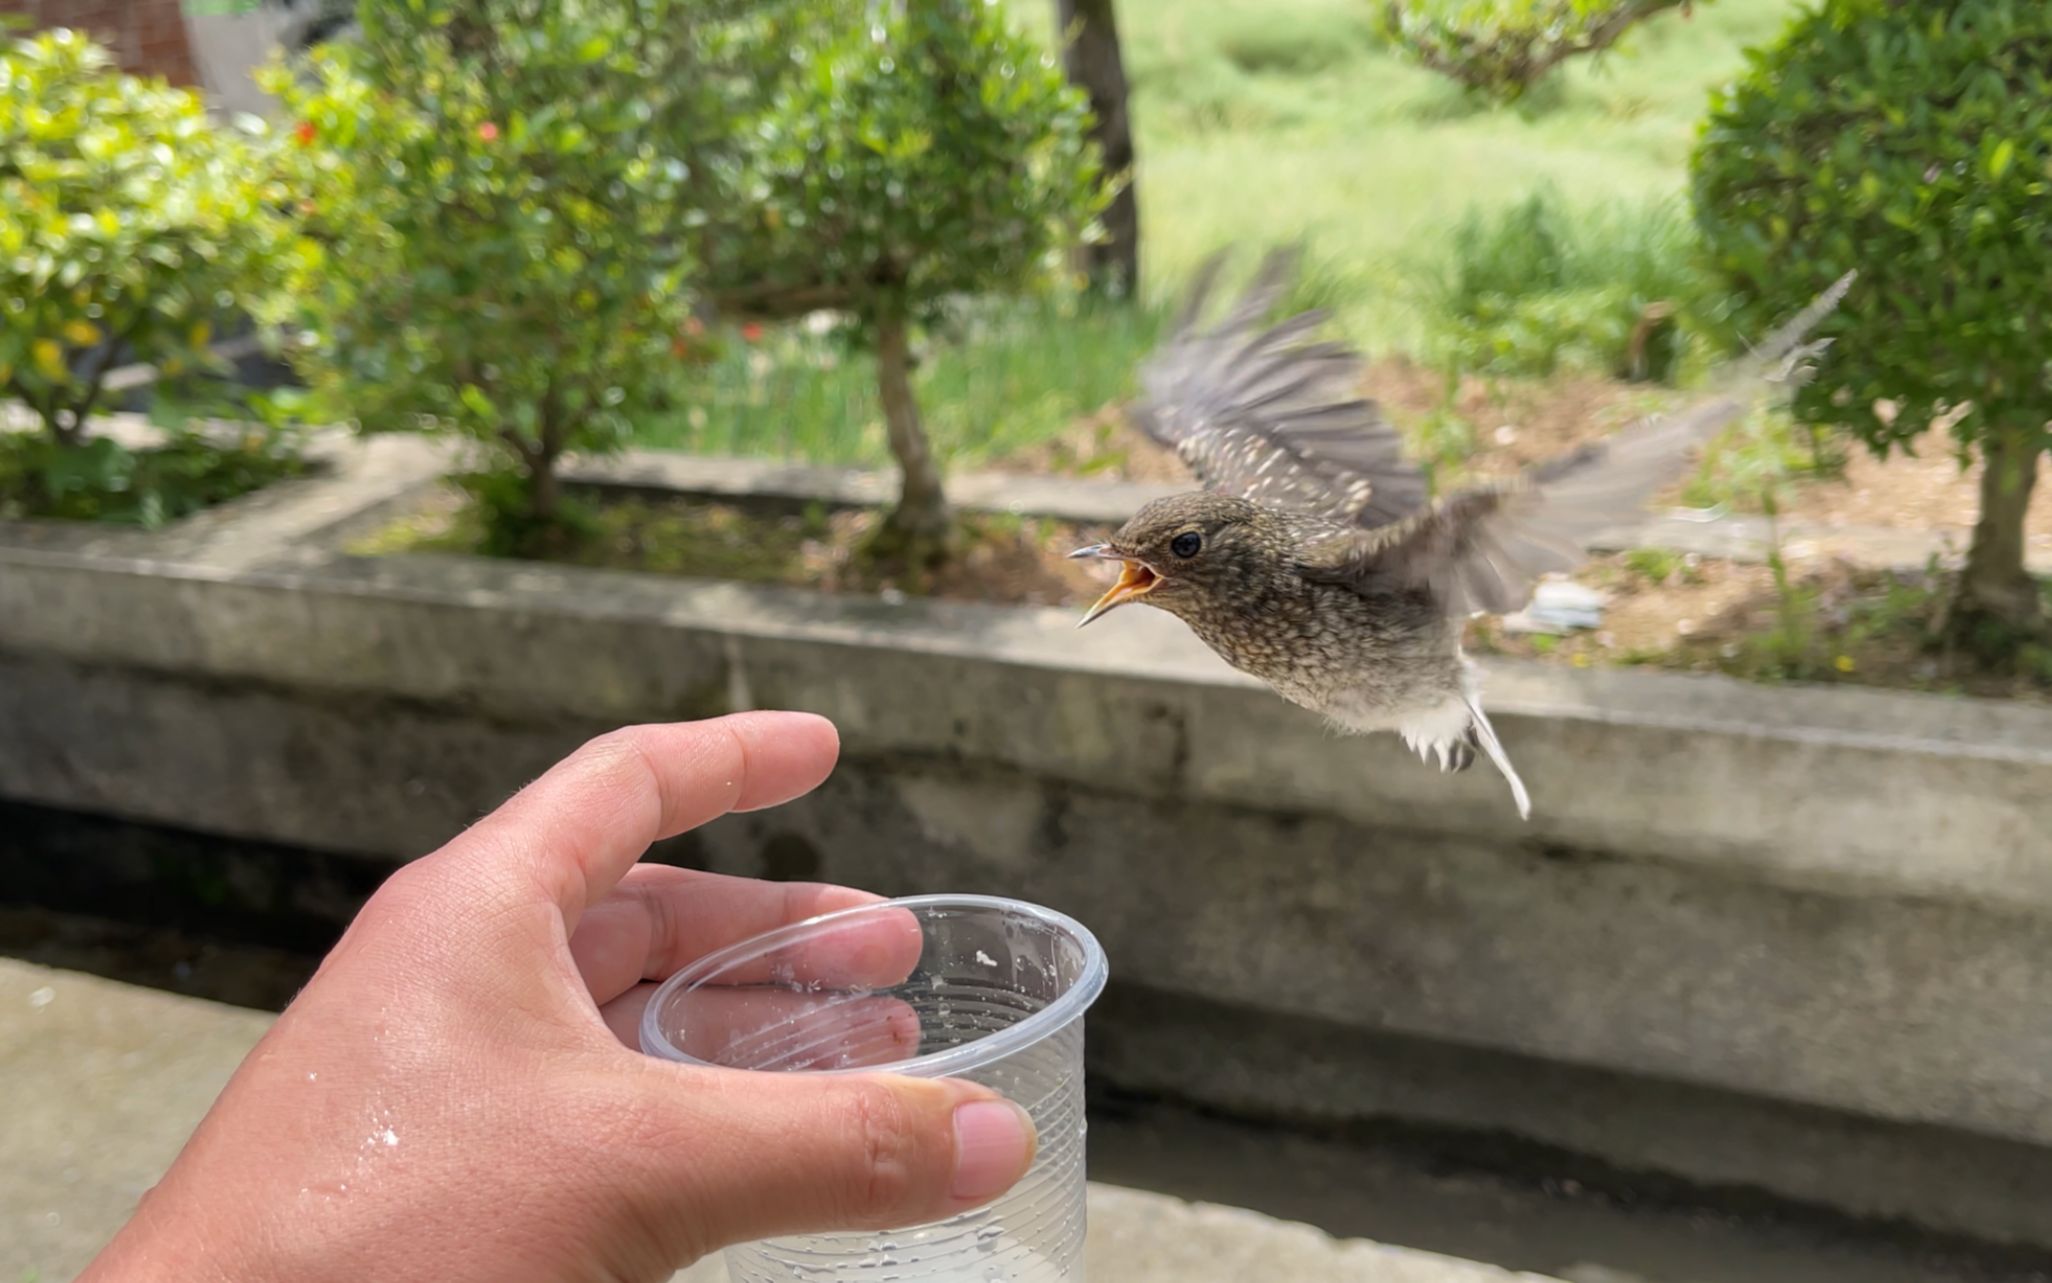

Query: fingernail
left=950, top=1099, right=1036, bottom=1203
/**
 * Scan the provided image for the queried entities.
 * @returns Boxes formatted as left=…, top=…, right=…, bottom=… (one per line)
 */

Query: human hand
left=81, top=715, right=1038, bottom=1283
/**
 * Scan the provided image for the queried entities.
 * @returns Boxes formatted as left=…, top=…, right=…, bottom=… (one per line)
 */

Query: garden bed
left=351, top=481, right=1112, bottom=608
left=340, top=374, right=2052, bottom=701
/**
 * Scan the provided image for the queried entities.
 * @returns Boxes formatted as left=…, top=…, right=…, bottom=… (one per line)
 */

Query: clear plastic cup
left=639, top=894, right=1109, bottom=1283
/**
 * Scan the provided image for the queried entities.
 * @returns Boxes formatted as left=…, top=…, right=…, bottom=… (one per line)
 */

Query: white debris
left=1501, top=580, right=1608, bottom=635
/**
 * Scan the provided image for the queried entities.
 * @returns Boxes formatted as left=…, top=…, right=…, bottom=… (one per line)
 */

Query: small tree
left=1693, top=0, right=2052, bottom=649
left=702, top=0, right=1104, bottom=561
left=268, top=1, right=778, bottom=551
left=1375, top=0, right=1705, bottom=103
left=0, top=29, right=298, bottom=447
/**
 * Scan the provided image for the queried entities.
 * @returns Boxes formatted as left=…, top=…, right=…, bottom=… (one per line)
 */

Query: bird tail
left=1462, top=694, right=1532, bottom=821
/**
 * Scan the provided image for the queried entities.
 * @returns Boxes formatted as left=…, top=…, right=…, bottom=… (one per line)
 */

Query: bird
left=1070, top=251, right=1854, bottom=819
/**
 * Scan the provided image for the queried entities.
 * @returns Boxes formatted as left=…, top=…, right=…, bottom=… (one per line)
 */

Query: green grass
left=1679, top=406, right=1847, bottom=512
left=634, top=296, right=1163, bottom=469
left=1623, top=547, right=1703, bottom=585
left=1011, top=0, right=1802, bottom=352
left=1425, top=187, right=1707, bottom=381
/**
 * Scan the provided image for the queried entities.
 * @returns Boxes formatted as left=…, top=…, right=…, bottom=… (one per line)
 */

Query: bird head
left=1069, top=492, right=1284, bottom=627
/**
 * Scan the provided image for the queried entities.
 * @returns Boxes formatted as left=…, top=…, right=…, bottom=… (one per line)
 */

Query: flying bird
left=1071, top=253, right=1853, bottom=819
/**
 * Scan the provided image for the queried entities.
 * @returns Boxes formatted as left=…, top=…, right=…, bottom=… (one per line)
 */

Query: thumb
left=626, top=1065, right=1039, bottom=1261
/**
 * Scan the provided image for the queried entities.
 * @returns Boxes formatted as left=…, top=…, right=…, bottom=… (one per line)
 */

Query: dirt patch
left=1776, top=430, right=2052, bottom=542
left=1364, top=355, right=1660, bottom=483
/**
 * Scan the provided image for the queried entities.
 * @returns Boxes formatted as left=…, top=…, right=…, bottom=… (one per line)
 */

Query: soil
left=356, top=484, right=1119, bottom=609
left=1787, top=433, right=2052, bottom=546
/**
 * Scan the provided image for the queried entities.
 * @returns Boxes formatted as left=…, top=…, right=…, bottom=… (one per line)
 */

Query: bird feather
left=1131, top=248, right=1430, bottom=531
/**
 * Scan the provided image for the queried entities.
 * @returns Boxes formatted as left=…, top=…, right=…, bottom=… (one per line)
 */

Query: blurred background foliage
left=6, top=0, right=2049, bottom=672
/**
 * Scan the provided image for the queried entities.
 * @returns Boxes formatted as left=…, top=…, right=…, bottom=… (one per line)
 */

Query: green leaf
left=458, top=383, right=498, bottom=421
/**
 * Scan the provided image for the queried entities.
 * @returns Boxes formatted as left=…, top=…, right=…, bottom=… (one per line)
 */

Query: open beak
left=1069, top=544, right=1160, bottom=628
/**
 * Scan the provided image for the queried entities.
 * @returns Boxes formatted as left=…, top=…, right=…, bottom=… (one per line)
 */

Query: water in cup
left=641, top=895, right=1108, bottom=1283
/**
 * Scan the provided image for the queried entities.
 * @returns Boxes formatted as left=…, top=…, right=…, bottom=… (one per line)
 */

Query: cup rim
left=638, top=893, right=1108, bottom=1078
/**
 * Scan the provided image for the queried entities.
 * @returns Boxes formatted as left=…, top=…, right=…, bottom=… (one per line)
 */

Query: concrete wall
left=7, top=431, right=2052, bottom=1245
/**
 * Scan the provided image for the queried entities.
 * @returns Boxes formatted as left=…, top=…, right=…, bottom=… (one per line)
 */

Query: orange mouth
left=1076, top=557, right=1159, bottom=627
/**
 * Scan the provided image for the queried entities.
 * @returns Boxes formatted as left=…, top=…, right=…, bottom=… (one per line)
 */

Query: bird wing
left=1131, top=247, right=1431, bottom=530
left=1295, top=270, right=1856, bottom=619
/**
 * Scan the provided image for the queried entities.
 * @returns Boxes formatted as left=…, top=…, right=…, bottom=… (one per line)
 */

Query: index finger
left=445, top=714, right=841, bottom=930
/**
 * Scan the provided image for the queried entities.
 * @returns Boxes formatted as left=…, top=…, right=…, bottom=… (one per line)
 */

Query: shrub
left=0, top=400, right=305, bottom=526
left=1373, top=0, right=1708, bottom=103
left=1424, top=188, right=1706, bottom=382
left=699, top=0, right=1105, bottom=561
left=267, top=1, right=794, bottom=551
left=0, top=29, right=300, bottom=446
left=1693, top=0, right=2052, bottom=648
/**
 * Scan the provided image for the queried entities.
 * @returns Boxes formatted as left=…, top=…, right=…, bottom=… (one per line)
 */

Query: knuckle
left=581, top=725, right=653, bottom=771
left=366, top=857, right=441, bottom=917
left=627, top=878, right=681, bottom=975
left=579, top=723, right=680, bottom=817
left=841, top=1081, right=930, bottom=1224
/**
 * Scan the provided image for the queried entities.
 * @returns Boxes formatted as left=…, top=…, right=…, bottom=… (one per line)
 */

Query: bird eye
left=1170, top=531, right=1203, bottom=559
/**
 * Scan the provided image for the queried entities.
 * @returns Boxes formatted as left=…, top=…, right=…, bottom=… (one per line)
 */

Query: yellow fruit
left=30, top=339, right=67, bottom=380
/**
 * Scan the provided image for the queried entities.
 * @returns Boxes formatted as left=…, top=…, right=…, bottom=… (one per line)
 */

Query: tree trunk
left=873, top=313, right=951, bottom=559
left=1950, top=424, right=2043, bottom=645
left=527, top=453, right=560, bottom=526
left=1057, top=0, right=1138, bottom=297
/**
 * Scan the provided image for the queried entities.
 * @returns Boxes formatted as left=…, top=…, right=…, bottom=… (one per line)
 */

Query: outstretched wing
left=1298, top=271, right=1856, bottom=618
left=1132, top=248, right=1430, bottom=530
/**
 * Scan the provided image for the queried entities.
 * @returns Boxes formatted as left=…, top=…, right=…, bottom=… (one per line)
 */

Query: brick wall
left=3, top=0, right=200, bottom=85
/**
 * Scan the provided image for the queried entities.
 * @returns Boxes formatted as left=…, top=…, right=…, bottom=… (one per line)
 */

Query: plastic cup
left=639, top=894, right=1109, bottom=1283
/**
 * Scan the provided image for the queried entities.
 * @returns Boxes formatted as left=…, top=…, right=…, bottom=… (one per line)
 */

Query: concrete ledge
left=0, top=958, right=1560, bottom=1283
left=1626, top=510, right=2052, bottom=576
left=7, top=432, right=2052, bottom=1243
left=4, top=536, right=2048, bottom=906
